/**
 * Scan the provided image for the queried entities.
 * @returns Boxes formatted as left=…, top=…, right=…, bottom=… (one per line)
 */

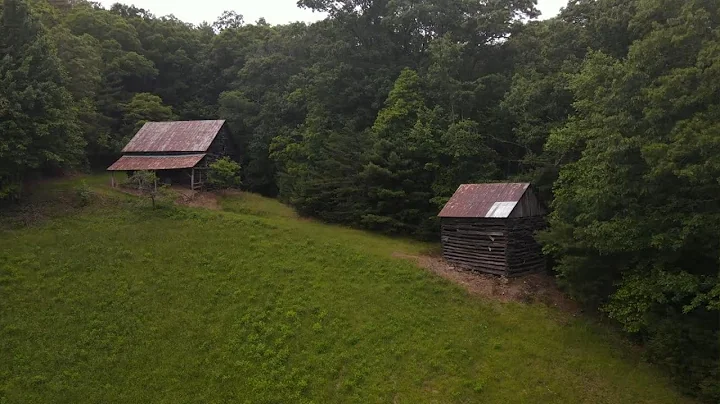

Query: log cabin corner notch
left=438, top=183, right=547, bottom=277
left=107, top=120, right=236, bottom=190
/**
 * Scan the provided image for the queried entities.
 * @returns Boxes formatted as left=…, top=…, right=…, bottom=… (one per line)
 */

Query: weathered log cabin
left=107, top=120, right=235, bottom=190
left=438, top=183, right=546, bottom=277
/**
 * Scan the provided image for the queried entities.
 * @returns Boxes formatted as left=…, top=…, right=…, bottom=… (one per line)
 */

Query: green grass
left=0, top=175, right=693, bottom=403
left=219, top=191, right=299, bottom=219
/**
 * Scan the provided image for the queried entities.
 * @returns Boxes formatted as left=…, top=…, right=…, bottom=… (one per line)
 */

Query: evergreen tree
left=272, top=105, right=369, bottom=224
left=362, top=69, right=440, bottom=237
left=432, top=119, right=501, bottom=207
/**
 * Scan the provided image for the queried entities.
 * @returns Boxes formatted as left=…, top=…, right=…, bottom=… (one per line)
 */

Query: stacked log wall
left=504, top=217, right=546, bottom=276
left=441, top=218, right=510, bottom=276
left=440, top=217, right=546, bottom=277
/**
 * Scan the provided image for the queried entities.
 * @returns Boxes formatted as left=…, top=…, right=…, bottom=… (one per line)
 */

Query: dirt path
left=394, top=252, right=579, bottom=313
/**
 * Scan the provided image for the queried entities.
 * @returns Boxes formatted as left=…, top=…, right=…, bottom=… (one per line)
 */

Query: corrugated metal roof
left=107, top=154, right=206, bottom=171
left=122, top=120, right=225, bottom=153
left=438, top=183, right=530, bottom=218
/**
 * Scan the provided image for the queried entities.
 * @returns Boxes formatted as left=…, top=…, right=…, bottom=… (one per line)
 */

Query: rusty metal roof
left=122, top=120, right=225, bottom=153
left=107, top=154, right=206, bottom=171
left=438, top=183, right=530, bottom=218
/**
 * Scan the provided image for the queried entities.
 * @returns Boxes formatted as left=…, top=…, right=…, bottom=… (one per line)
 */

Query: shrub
left=207, top=157, right=242, bottom=190
left=74, top=180, right=93, bottom=207
left=125, top=171, right=173, bottom=209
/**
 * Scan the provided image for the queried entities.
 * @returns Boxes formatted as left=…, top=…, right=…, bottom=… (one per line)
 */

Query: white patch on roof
left=485, top=202, right=518, bottom=218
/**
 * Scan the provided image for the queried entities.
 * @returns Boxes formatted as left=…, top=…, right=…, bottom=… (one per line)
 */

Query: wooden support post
left=111, top=172, right=115, bottom=188
left=191, top=168, right=195, bottom=190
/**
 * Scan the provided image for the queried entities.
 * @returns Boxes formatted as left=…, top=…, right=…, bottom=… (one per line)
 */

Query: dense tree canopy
left=1, top=0, right=718, bottom=400
left=0, top=0, right=83, bottom=198
left=541, top=0, right=720, bottom=395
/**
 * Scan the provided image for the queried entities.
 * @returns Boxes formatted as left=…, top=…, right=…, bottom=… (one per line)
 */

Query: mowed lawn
left=0, top=178, right=693, bottom=403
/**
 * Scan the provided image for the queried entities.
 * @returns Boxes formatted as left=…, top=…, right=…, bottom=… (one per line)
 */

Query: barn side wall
left=504, top=217, right=546, bottom=276
left=509, top=189, right=546, bottom=218
left=440, top=218, right=510, bottom=276
left=441, top=217, right=546, bottom=277
left=206, top=127, right=235, bottom=162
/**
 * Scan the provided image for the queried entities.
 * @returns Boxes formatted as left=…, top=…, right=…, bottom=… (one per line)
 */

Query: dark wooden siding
left=440, top=217, right=546, bottom=277
left=205, top=127, right=235, bottom=162
left=509, top=188, right=545, bottom=218
left=441, top=218, right=509, bottom=276
left=504, top=217, right=546, bottom=274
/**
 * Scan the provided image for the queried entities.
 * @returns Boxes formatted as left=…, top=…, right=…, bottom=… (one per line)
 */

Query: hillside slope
left=0, top=176, right=693, bottom=403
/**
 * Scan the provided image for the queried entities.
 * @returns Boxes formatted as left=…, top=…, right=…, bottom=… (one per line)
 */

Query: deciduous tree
left=0, top=0, right=83, bottom=199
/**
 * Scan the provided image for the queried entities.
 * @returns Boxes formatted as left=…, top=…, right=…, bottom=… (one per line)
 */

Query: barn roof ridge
left=438, top=182, right=533, bottom=218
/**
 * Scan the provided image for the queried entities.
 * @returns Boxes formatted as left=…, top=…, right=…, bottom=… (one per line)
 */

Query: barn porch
left=107, top=154, right=208, bottom=191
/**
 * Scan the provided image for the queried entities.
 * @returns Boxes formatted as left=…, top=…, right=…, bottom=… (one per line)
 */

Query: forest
left=0, top=0, right=718, bottom=400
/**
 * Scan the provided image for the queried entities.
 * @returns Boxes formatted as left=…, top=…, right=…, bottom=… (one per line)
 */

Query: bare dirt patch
left=114, top=185, right=221, bottom=210
left=173, top=188, right=220, bottom=210
left=394, top=252, right=579, bottom=313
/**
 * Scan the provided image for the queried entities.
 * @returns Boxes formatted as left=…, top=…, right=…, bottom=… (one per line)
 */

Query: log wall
left=504, top=216, right=546, bottom=275
left=441, top=217, right=546, bottom=277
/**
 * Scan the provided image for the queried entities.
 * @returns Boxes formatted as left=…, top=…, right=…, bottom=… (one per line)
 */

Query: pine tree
left=272, top=105, right=369, bottom=224
left=362, top=69, right=440, bottom=237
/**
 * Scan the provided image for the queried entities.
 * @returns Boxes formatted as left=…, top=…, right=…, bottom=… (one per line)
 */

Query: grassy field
left=0, top=175, right=693, bottom=403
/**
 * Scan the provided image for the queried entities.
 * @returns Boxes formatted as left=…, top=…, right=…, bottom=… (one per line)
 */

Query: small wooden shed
left=438, top=183, right=546, bottom=277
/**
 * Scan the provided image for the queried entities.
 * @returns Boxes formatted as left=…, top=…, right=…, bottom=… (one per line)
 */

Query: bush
left=74, top=180, right=94, bottom=207
left=0, top=178, right=22, bottom=203
left=124, top=171, right=174, bottom=209
left=207, top=157, right=242, bottom=190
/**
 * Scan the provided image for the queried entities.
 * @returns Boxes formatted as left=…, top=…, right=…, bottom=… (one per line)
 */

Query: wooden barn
left=438, top=183, right=546, bottom=277
left=107, top=120, right=235, bottom=190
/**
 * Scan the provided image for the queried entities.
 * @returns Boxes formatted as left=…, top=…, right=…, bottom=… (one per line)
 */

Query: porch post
left=111, top=172, right=115, bottom=188
left=191, top=168, right=195, bottom=190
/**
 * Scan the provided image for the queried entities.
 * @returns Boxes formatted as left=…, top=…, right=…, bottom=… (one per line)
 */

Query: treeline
left=1, top=0, right=719, bottom=399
